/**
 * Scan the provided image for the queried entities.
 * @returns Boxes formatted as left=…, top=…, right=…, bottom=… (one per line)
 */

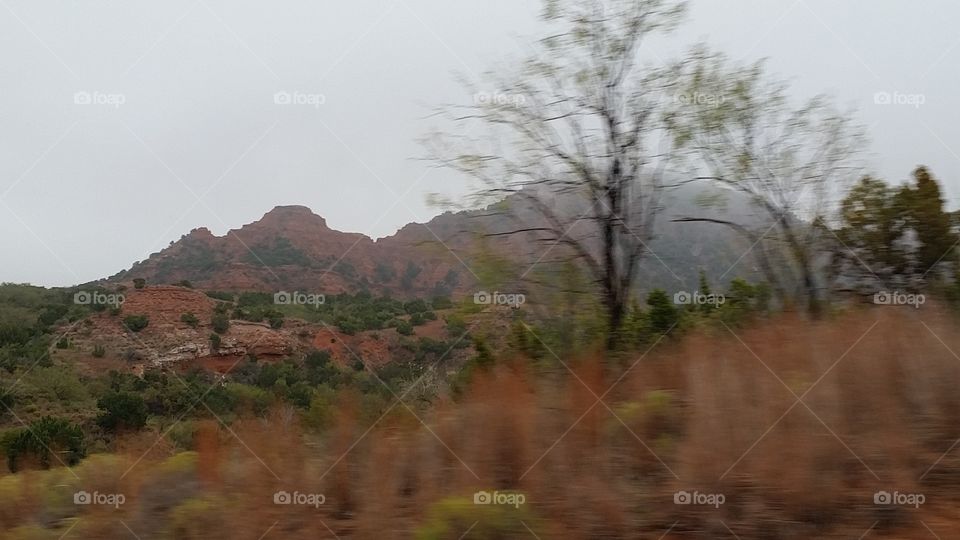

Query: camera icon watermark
left=673, top=490, right=725, bottom=508
left=473, top=490, right=526, bottom=508
left=673, top=290, right=725, bottom=307
left=74, top=490, right=125, bottom=508
left=873, top=290, right=924, bottom=309
left=273, top=90, right=326, bottom=108
left=873, top=490, right=924, bottom=508
left=873, top=91, right=925, bottom=109
left=274, top=291, right=325, bottom=309
left=674, top=92, right=726, bottom=108
left=74, top=91, right=126, bottom=108
left=474, top=290, right=526, bottom=308
left=273, top=490, right=325, bottom=508
left=74, top=291, right=125, bottom=307
left=474, top=91, right=526, bottom=107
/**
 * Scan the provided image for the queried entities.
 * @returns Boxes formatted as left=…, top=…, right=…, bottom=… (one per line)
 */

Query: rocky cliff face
left=110, top=205, right=475, bottom=299
left=62, top=284, right=473, bottom=373
left=65, top=286, right=293, bottom=371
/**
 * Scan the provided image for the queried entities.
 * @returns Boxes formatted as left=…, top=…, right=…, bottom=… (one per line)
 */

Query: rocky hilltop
left=107, top=184, right=762, bottom=298
left=110, top=205, right=472, bottom=299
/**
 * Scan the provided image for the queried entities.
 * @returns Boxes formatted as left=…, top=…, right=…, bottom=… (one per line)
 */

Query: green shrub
left=91, top=343, right=106, bottom=358
left=646, top=289, right=677, bottom=335
left=209, top=333, right=221, bottom=350
left=211, top=313, right=229, bottom=334
left=224, top=383, right=272, bottom=415
left=396, top=321, right=414, bottom=336
left=24, top=366, right=89, bottom=402
left=0, top=417, right=85, bottom=472
left=302, top=385, right=336, bottom=431
left=265, top=310, right=284, bottom=329
left=96, top=392, right=148, bottom=433
left=168, top=496, right=228, bottom=539
left=205, top=291, right=234, bottom=302
left=431, top=296, right=454, bottom=310
left=180, top=312, right=199, bottom=328
left=132, top=278, right=146, bottom=289
left=444, top=314, right=467, bottom=337
left=404, top=299, right=429, bottom=314
left=415, top=495, right=541, bottom=540
left=122, top=315, right=149, bottom=332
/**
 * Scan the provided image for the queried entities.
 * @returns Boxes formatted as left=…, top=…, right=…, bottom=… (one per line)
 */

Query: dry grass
left=5, top=307, right=960, bottom=539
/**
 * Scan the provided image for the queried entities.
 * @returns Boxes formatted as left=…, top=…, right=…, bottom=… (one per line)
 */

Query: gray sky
left=1, top=0, right=958, bottom=287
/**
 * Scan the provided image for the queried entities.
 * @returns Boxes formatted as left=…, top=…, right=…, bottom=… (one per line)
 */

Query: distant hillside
left=106, top=184, right=767, bottom=299
left=108, top=205, right=470, bottom=299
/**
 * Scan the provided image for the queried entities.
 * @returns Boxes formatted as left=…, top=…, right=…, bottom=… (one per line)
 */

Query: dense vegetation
left=2, top=0, right=959, bottom=536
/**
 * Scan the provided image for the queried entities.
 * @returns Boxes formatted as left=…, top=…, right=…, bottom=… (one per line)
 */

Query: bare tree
left=666, top=49, right=866, bottom=315
left=426, top=0, right=688, bottom=348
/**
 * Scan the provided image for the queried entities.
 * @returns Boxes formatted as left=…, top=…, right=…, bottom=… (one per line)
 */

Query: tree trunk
left=780, top=217, right=821, bottom=317
left=605, top=290, right=626, bottom=351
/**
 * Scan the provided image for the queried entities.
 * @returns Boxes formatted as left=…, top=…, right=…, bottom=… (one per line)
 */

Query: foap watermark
left=873, top=91, right=925, bottom=109
left=674, top=490, right=725, bottom=508
left=74, top=91, right=125, bottom=108
left=474, top=91, right=526, bottom=107
left=874, top=490, right=925, bottom=508
left=474, top=290, right=525, bottom=308
left=473, top=490, right=526, bottom=508
left=873, top=290, right=924, bottom=308
left=274, top=91, right=326, bottom=108
left=674, top=92, right=725, bottom=108
left=74, top=490, right=125, bottom=508
left=274, top=291, right=325, bottom=308
left=673, top=290, right=725, bottom=307
left=74, top=290, right=124, bottom=307
left=273, top=490, right=325, bottom=508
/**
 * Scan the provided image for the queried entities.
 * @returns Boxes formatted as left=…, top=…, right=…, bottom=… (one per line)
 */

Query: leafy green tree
left=646, top=289, right=677, bottom=335
left=404, top=299, right=429, bottom=314
left=834, top=176, right=906, bottom=289
left=374, top=263, right=396, bottom=283
left=211, top=313, right=229, bottom=334
left=834, top=168, right=955, bottom=292
left=400, top=262, right=422, bottom=289
left=181, top=312, right=200, bottom=328
left=697, top=270, right=714, bottom=314
left=898, top=166, right=956, bottom=277
left=670, top=48, right=865, bottom=317
left=96, top=392, right=149, bottom=433
left=1, top=417, right=84, bottom=472
left=305, top=350, right=338, bottom=385
left=123, top=315, right=149, bottom=332
left=444, top=314, right=467, bottom=337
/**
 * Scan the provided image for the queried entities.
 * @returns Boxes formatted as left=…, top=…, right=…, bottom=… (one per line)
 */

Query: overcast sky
left=1, top=0, right=958, bottom=287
